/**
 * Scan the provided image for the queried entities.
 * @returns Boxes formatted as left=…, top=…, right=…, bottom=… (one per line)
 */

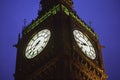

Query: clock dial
left=73, top=30, right=96, bottom=60
left=25, top=29, right=51, bottom=59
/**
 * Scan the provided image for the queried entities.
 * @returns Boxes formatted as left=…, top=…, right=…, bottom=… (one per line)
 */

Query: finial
left=24, top=19, right=27, bottom=27
left=89, top=20, right=92, bottom=27
left=39, top=2, right=42, bottom=11
left=88, top=20, right=95, bottom=33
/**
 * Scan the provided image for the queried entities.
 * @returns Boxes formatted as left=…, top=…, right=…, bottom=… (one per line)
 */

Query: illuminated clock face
left=25, top=29, right=51, bottom=59
left=73, top=30, right=96, bottom=60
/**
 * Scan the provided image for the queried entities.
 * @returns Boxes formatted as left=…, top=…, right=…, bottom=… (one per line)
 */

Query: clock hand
left=75, top=36, right=87, bottom=45
left=35, top=40, right=41, bottom=46
left=81, top=43, right=88, bottom=46
left=30, top=40, right=41, bottom=51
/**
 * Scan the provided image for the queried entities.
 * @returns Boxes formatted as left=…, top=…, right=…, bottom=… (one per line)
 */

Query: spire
left=40, top=0, right=73, bottom=11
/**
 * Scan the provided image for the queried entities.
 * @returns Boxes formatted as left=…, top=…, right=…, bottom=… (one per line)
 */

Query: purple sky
left=0, top=0, right=120, bottom=80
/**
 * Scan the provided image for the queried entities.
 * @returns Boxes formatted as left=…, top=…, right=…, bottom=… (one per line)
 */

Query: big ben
left=14, top=0, right=107, bottom=80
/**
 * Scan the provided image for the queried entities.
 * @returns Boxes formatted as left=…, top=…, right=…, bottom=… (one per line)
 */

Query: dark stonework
left=14, top=0, right=107, bottom=80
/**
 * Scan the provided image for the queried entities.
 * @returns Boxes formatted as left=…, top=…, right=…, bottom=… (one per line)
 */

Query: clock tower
left=14, top=0, right=107, bottom=80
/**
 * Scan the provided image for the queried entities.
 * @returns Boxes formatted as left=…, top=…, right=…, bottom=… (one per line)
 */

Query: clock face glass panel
left=25, top=29, right=51, bottom=59
left=73, top=30, right=96, bottom=60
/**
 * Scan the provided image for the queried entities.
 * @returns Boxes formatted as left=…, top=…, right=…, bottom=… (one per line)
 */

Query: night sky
left=0, top=0, right=120, bottom=80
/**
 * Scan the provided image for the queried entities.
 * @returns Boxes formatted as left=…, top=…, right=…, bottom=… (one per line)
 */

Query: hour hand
left=81, top=43, right=87, bottom=46
left=35, top=40, right=40, bottom=46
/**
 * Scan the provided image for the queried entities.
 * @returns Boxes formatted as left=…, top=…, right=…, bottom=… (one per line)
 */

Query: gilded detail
left=23, top=4, right=96, bottom=38
left=23, top=4, right=60, bottom=34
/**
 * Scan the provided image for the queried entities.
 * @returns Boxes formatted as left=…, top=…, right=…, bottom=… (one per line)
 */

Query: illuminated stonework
left=23, top=4, right=60, bottom=34
left=14, top=1, right=107, bottom=80
left=23, top=4, right=96, bottom=38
